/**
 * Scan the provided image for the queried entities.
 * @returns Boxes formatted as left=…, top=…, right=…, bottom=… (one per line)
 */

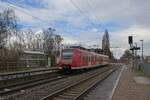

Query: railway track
left=41, top=67, right=117, bottom=100
left=0, top=72, right=67, bottom=96
left=1, top=65, right=118, bottom=100
left=0, top=67, right=102, bottom=98
left=0, top=68, right=59, bottom=90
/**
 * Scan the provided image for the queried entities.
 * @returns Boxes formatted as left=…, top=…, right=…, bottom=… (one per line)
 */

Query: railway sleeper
left=63, top=92, right=79, bottom=96
left=64, top=91, right=80, bottom=94
left=53, top=97, right=66, bottom=100
left=56, top=94, right=74, bottom=99
left=70, top=86, right=88, bottom=92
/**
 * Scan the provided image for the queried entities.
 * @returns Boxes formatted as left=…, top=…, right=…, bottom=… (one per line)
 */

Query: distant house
left=20, top=50, right=47, bottom=67
left=145, top=56, right=150, bottom=63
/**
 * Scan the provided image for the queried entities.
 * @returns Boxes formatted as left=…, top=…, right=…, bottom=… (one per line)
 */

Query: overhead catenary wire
left=1, top=0, right=84, bottom=46
left=69, top=0, right=98, bottom=26
left=3, top=0, right=101, bottom=31
left=69, top=0, right=103, bottom=45
left=69, top=0, right=106, bottom=37
left=86, top=0, right=100, bottom=24
left=0, top=0, right=53, bottom=27
left=1, top=0, right=102, bottom=48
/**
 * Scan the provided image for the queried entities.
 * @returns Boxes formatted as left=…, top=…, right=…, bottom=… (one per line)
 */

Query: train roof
left=69, top=46, right=88, bottom=50
left=63, top=47, right=109, bottom=58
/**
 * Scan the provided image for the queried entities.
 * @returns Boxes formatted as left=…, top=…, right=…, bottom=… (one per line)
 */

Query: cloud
left=1, top=0, right=150, bottom=57
left=1, top=0, right=150, bottom=28
left=110, top=48, right=127, bottom=59
left=111, top=25, right=150, bottom=48
left=110, top=25, right=150, bottom=56
left=62, top=36, right=79, bottom=44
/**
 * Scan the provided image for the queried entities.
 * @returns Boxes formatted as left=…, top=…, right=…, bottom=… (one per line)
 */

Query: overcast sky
left=0, top=0, right=150, bottom=58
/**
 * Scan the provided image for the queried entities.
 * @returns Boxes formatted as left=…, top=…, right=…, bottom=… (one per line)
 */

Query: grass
left=135, top=69, right=145, bottom=76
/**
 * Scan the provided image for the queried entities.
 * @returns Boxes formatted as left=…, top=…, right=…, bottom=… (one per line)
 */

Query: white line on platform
left=108, top=65, right=125, bottom=100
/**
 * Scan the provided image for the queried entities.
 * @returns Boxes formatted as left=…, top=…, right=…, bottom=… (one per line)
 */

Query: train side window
left=97, top=56, right=99, bottom=61
left=90, top=56, right=92, bottom=62
left=87, top=55, right=90, bottom=62
left=82, top=56, right=84, bottom=61
left=84, top=56, right=86, bottom=62
left=86, top=56, right=88, bottom=63
left=83, top=55, right=86, bottom=62
left=91, top=56, right=94, bottom=62
left=96, top=56, right=97, bottom=61
left=88, top=55, right=90, bottom=62
left=89, top=55, right=91, bottom=62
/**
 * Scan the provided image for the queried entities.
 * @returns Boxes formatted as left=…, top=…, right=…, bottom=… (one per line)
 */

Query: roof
left=23, top=50, right=45, bottom=55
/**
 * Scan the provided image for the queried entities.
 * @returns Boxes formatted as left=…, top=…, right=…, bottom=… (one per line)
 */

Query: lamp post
left=140, top=40, right=143, bottom=62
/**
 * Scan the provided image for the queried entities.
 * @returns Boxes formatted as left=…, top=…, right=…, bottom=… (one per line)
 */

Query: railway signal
left=128, top=36, right=133, bottom=48
left=128, top=36, right=140, bottom=69
left=130, top=46, right=140, bottom=51
left=128, top=36, right=133, bottom=44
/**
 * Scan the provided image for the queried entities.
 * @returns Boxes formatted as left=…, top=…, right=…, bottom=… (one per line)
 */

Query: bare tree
left=0, top=9, right=24, bottom=71
left=0, top=9, right=17, bottom=49
left=42, top=28, right=63, bottom=66
left=54, top=34, right=63, bottom=57
left=120, top=50, right=133, bottom=63
left=43, top=28, right=55, bottom=55
left=24, top=29, right=35, bottom=50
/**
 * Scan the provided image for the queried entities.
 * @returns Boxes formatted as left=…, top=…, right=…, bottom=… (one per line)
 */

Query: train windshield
left=62, top=50, right=73, bottom=59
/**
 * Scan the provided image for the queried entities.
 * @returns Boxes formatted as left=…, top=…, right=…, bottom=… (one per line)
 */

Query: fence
left=0, top=62, right=25, bottom=71
left=142, top=62, right=150, bottom=77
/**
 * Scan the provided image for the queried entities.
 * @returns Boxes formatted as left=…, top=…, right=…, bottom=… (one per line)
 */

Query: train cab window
left=62, top=50, right=73, bottom=59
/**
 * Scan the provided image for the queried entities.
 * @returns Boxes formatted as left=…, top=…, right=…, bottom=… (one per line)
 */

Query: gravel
left=1, top=67, right=110, bottom=100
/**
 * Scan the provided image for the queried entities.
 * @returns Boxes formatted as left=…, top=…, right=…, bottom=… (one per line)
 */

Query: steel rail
left=41, top=67, right=116, bottom=100
left=0, top=74, right=67, bottom=96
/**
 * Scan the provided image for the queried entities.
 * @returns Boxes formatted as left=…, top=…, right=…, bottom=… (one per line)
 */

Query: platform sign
left=48, top=57, right=51, bottom=67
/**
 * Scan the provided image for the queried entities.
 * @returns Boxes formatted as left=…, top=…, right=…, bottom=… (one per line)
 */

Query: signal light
left=128, top=36, right=133, bottom=44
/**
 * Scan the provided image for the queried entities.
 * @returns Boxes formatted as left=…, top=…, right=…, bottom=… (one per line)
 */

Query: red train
left=57, top=47, right=109, bottom=72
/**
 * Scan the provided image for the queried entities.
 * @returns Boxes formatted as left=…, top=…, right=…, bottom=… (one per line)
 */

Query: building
left=102, top=30, right=112, bottom=58
left=20, top=50, right=47, bottom=67
left=145, top=56, right=150, bottom=63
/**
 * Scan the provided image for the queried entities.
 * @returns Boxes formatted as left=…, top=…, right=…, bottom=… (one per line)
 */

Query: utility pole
left=140, top=40, right=144, bottom=63
left=135, top=42, right=137, bottom=57
left=134, top=42, right=137, bottom=69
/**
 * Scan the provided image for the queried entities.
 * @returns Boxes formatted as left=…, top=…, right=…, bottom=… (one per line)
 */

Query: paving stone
left=112, top=65, right=150, bottom=100
left=134, top=76, right=150, bottom=85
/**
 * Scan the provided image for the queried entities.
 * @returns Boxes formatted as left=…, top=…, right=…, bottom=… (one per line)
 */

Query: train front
left=58, top=48, right=73, bottom=72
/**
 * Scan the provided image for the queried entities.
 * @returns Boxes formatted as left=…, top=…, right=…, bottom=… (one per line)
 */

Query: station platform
left=111, top=65, right=150, bottom=100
